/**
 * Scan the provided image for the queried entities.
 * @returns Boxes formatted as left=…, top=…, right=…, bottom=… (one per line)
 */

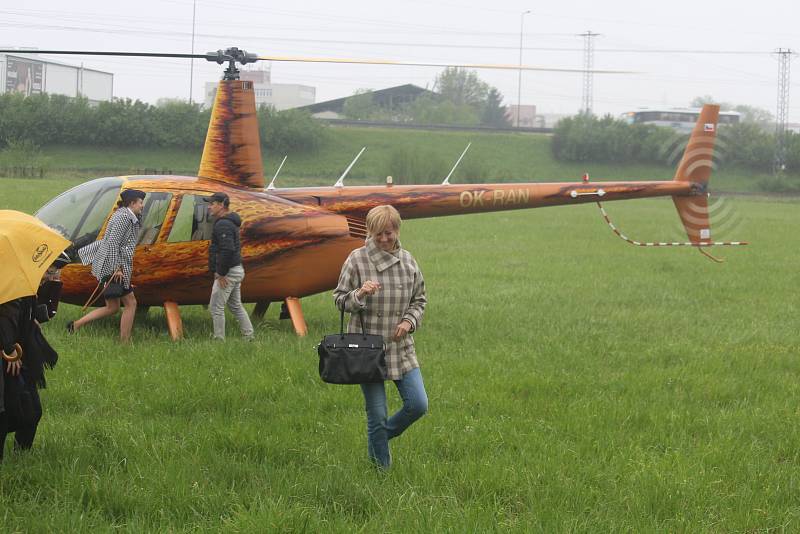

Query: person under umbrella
left=0, top=210, right=69, bottom=460
left=1, top=268, right=61, bottom=460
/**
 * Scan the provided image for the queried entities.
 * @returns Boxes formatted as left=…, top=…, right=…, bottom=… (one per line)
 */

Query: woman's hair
left=117, top=197, right=139, bottom=208
left=116, top=189, right=146, bottom=209
left=366, top=205, right=401, bottom=236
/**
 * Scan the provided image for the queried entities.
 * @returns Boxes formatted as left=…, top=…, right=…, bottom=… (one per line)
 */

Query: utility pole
left=517, top=10, right=531, bottom=127
left=189, top=0, right=197, bottom=104
left=773, top=48, right=793, bottom=175
left=579, top=31, right=600, bottom=115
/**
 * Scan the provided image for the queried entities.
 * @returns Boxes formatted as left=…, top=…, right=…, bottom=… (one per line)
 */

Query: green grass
left=19, top=124, right=798, bottom=192
left=0, top=175, right=798, bottom=531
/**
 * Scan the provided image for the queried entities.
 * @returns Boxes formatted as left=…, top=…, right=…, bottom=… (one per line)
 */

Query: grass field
left=24, top=124, right=798, bottom=193
left=0, top=168, right=798, bottom=531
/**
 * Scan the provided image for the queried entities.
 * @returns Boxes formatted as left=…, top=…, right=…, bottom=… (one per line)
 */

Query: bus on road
left=620, top=108, right=740, bottom=133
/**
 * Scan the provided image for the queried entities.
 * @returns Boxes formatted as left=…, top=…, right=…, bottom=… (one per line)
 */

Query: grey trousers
left=209, top=265, right=254, bottom=339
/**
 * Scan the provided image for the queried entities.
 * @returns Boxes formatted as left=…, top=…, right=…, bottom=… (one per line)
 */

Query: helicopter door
left=167, top=194, right=214, bottom=242
left=137, top=192, right=173, bottom=245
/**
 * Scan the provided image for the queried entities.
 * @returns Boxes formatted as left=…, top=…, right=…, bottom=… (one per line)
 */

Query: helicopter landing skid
left=163, top=301, right=183, bottom=341
left=284, top=297, right=308, bottom=337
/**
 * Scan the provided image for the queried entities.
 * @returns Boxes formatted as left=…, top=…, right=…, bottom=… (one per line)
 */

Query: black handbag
left=318, top=308, right=386, bottom=384
left=103, top=280, right=125, bottom=299
left=82, top=275, right=125, bottom=310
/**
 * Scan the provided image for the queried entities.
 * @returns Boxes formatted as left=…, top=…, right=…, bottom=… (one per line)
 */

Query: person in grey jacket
left=205, top=192, right=254, bottom=341
left=70, top=189, right=145, bottom=342
left=333, top=204, right=428, bottom=469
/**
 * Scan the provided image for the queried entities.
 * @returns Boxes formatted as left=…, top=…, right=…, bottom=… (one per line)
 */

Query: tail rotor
left=597, top=104, right=747, bottom=261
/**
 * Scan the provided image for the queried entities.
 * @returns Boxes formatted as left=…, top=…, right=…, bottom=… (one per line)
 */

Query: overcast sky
left=2, top=0, right=798, bottom=121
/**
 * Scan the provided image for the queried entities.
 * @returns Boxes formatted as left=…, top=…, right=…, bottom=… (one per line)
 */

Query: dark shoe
left=66, top=321, right=75, bottom=334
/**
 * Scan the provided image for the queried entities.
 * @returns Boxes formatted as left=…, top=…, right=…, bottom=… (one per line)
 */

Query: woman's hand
left=5, top=357, right=22, bottom=376
left=393, top=319, right=413, bottom=341
left=111, top=269, right=123, bottom=283
left=356, top=280, right=381, bottom=300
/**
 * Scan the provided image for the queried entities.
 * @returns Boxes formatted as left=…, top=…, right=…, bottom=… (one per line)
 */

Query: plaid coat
left=78, top=207, right=140, bottom=287
left=333, top=238, right=427, bottom=380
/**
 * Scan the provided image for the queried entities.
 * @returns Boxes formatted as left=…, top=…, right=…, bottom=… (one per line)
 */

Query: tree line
left=0, top=92, right=326, bottom=153
left=551, top=112, right=800, bottom=179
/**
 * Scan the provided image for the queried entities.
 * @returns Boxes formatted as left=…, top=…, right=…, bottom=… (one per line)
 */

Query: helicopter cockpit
left=36, top=176, right=125, bottom=253
left=37, top=178, right=217, bottom=264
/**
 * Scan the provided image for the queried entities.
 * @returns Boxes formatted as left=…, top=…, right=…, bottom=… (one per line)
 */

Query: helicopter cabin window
left=35, top=176, right=125, bottom=251
left=167, top=194, right=214, bottom=242
left=137, top=192, right=172, bottom=245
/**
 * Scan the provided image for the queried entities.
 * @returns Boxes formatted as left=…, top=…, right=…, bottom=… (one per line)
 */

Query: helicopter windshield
left=36, top=177, right=124, bottom=247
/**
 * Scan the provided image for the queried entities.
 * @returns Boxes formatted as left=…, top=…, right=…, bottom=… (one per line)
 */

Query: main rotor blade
left=0, top=49, right=634, bottom=73
left=257, top=55, right=634, bottom=74
left=0, top=49, right=209, bottom=60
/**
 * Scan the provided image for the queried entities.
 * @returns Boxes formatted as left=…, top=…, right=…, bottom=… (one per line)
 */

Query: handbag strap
left=81, top=269, right=122, bottom=311
left=81, top=280, right=105, bottom=311
left=339, top=307, right=368, bottom=339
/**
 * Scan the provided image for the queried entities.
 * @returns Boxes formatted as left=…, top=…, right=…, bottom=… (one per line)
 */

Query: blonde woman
left=333, top=205, right=428, bottom=469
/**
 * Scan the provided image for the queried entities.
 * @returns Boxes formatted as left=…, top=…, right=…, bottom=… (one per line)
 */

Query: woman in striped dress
left=69, top=189, right=145, bottom=342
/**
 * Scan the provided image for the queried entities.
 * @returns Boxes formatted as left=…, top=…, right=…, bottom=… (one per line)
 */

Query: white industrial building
left=506, top=105, right=538, bottom=128
left=204, top=67, right=315, bottom=110
left=0, top=51, right=113, bottom=103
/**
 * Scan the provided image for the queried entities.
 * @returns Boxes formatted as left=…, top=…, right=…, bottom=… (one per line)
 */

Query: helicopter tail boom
left=275, top=179, right=695, bottom=221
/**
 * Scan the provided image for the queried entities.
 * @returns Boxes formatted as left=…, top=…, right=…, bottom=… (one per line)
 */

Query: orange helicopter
left=3, top=48, right=744, bottom=339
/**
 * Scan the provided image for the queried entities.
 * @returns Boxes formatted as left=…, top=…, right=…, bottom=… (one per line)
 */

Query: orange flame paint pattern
left=198, top=80, right=265, bottom=189
left=57, top=176, right=359, bottom=307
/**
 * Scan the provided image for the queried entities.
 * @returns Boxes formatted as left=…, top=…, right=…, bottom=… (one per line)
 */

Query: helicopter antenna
left=334, top=147, right=366, bottom=187
left=267, top=155, right=288, bottom=190
left=442, top=142, right=472, bottom=185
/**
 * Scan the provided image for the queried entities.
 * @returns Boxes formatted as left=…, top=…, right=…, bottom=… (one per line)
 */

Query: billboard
left=6, top=57, right=44, bottom=96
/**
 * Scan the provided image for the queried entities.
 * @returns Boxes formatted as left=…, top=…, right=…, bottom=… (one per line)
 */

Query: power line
left=0, top=17, right=782, bottom=56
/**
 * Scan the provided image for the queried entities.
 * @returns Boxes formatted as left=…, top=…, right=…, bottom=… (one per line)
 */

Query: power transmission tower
left=773, top=48, right=793, bottom=175
left=579, top=31, right=600, bottom=114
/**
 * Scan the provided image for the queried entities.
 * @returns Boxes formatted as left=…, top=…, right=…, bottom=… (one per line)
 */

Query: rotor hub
left=205, top=47, right=258, bottom=80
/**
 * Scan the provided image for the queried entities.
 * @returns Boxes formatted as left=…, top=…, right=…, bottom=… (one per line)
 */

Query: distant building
left=299, top=84, right=437, bottom=119
left=505, top=105, right=537, bottom=128
left=0, top=51, right=113, bottom=103
left=536, top=113, right=570, bottom=128
left=204, top=66, right=315, bottom=110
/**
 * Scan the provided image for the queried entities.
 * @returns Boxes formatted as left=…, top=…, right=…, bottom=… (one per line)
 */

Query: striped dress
left=78, top=207, right=140, bottom=288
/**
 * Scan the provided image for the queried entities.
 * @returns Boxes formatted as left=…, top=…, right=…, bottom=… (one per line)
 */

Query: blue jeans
left=360, top=367, right=428, bottom=468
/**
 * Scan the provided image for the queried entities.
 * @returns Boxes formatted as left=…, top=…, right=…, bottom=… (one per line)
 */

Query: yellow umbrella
left=0, top=209, right=71, bottom=305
